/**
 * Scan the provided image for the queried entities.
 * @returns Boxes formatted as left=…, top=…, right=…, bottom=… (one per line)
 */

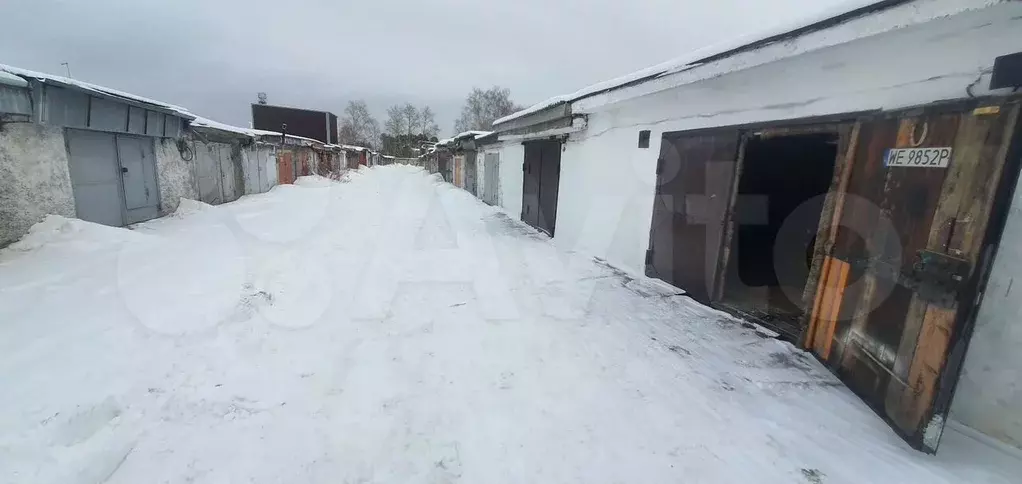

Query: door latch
left=908, top=250, right=970, bottom=307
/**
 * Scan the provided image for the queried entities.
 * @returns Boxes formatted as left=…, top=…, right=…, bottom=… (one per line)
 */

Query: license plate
left=885, top=147, right=952, bottom=168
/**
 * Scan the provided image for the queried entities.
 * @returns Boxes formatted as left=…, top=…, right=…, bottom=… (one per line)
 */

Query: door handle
left=121, top=167, right=128, bottom=173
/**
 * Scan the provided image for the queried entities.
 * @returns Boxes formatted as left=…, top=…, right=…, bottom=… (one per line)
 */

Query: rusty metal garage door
left=806, top=102, right=1022, bottom=452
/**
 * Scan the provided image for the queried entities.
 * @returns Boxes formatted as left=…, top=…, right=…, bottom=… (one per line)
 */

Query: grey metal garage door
left=116, top=134, right=159, bottom=224
left=464, top=151, right=478, bottom=196
left=483, top=152, right=499, bottom=205
left=66, top=129, right=160, bottom=227
left=66, top=129, right=124, bottom=227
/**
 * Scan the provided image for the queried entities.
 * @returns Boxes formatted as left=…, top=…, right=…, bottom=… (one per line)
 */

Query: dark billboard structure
left=251, top=104, right=338, bottom=144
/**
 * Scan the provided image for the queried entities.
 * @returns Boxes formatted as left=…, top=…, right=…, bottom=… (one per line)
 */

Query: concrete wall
left=951, top=171, right=1022, bottom=451
left=154, top=137, right=198, bottom=214
left=0, top=123, right=75, bottom=246
left=552, top=2, right=1022, bottom=276
left=222, top=143, right=242, bottom=203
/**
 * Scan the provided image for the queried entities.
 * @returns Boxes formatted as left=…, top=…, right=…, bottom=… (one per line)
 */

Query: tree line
left=337, top=86, right=523, bottom=157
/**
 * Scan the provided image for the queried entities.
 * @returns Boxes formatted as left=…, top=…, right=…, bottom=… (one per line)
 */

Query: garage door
left=66, top=129, right=125, bottom=227
left=67, top=129, right=160, bottom=227
left=646, top=130, right=740, bottom=301
left=116, top=134, right=159, bottom=224
left=521, top=140, right=562, bottom=236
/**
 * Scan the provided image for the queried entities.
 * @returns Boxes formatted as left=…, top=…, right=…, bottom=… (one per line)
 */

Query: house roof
left=494, top=0, right=921, bottom=126
left=0, top=63, right=195, bottom=118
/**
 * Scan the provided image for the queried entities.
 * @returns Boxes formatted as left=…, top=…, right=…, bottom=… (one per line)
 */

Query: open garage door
left=806, top=102, right=1022, bottom=452
left=646, top=131, right=740, bottom=301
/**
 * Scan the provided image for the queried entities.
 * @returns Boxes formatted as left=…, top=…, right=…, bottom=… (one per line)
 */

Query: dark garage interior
left=720, top=133, right=838, bottom=338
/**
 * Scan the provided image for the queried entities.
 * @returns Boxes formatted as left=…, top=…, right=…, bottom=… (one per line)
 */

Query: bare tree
left=454, top=86, right=520, bottom=133
left=339, top=100, right=380, bottom=149
left=402, top=103, right=421, bottom=138
left=369, top=122, right=381, bottom=152
left=384, top=105, right=406, bottom=137
left=420, top=106, right=439, bottom=138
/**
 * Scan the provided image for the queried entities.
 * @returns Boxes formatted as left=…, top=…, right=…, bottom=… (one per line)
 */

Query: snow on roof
left=189, top=116, right=280, bottom=138
left=0, top=63, right=194, bottom=118
left=493, top=0, right=896, bottom=126
left=281, top=133, right=327, bottom=146
left=0, top=70, right=28, bottom=88
left=453, top=130, right=492, bottom=140
left=190, top=117, right=327, bottom=148
left=340, top=144, right=367, bottom=152
left=435, top=138, right=455, bottom=147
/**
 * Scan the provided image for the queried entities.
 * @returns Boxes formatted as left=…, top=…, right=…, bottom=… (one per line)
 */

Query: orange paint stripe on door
left=806, top=256, right=834, bottom=349
left=820, top=259, right=850, bottom=360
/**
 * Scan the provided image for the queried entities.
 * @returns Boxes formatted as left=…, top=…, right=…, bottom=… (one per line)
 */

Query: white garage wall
left=951, top=170, right=1022, bottom=451
left=552, top=2, right=1022, bottom=278
left=490, top=141, right=524, bottom=218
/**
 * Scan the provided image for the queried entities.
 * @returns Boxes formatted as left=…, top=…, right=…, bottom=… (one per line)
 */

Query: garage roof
left=493, top=0, right=970, bottom=127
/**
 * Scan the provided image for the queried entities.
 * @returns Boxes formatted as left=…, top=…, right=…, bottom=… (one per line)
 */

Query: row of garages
left=425, top=0, right=1022, bottom=455
left=0, top=64, right=377, bottom=246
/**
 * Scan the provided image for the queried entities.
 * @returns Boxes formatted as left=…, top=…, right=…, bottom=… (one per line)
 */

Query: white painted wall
left=951, top=171, right=1022, bottom=451
left=487, top=141, right=524, bottom=218
left=553, top=2, right=1022, bottom=277
left=0, top=123, right=75, bottom=246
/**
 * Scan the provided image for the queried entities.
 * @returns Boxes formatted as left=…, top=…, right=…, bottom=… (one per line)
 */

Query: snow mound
left=174, top=198, right=215, bottom=216
left=427, top=173, right=445, bottom=184
left=294, top=176, right=333, bottom=188
left=4, top=215, right=144, bottom=253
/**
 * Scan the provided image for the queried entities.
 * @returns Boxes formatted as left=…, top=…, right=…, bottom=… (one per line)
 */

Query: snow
left=189, top=116, right=280, bottom=139
left=494, top=0, right=944, bottom=126
left=0, top=64, right=194, bottom=118
left=453, top=130, right=492, bottom=140
left=0, top=70, right=28, bottom=88
left=190, top=117, right=332, bottom=147
left=1, top=165, right=1020, bottom=483
left=172, top=198, right=216, bottom=217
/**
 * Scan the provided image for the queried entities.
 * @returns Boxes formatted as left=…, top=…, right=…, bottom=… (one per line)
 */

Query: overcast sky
left=0, top=0, right=847, bottom=136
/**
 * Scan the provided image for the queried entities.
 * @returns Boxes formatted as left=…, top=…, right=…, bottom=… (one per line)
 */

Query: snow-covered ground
left=1, top=165, right=1019, bottom=483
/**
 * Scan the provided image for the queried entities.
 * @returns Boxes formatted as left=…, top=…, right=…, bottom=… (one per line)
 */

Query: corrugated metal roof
left=0, top=63, right=194, bottom=118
